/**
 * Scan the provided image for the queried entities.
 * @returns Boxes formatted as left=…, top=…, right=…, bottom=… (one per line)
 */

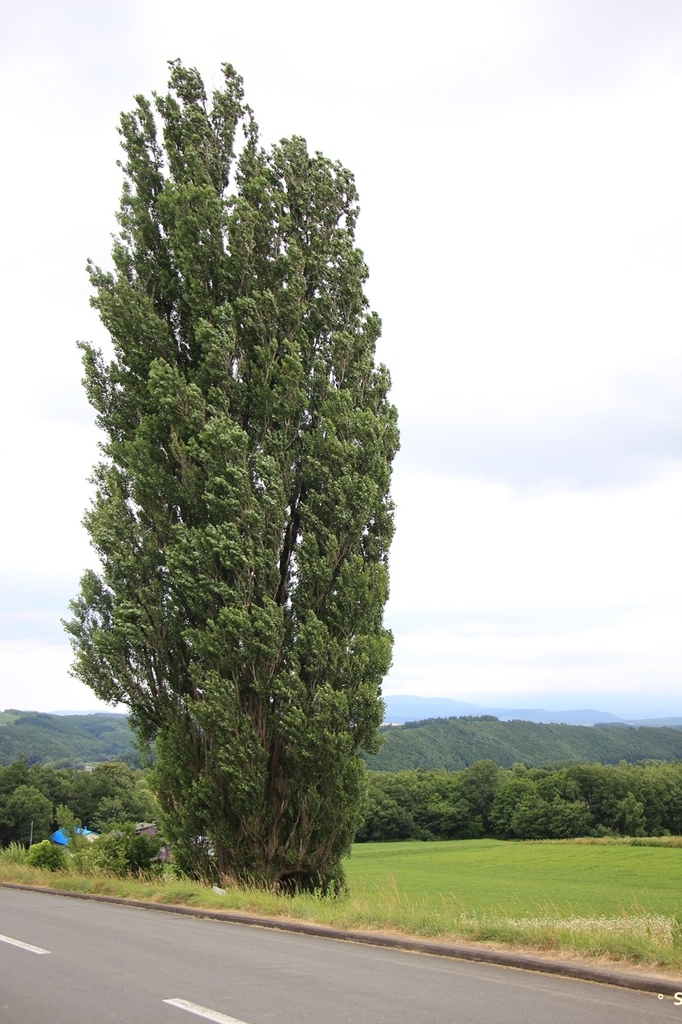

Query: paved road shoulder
left=1, top=880, right=679, bottom=996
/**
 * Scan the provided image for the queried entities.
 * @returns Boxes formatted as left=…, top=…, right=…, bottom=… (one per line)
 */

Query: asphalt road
left=0, top=887, right=678, bottom=1024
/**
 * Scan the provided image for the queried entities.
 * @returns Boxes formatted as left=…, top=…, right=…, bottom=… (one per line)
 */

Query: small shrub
left=26, top=840, right=66, bottom=871
left=92, top=824, right=164, bottom=876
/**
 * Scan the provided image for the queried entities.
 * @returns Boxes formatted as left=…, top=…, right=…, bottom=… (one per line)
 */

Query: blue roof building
left=49, top=827, right=99, bottom=846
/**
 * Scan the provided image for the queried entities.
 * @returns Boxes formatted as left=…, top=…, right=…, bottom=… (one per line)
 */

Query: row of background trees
left=3, top=756, right=682, bottom=850
left=357, top=759, right=682, bottom=841
left=0, top=760, right=157, bottom=848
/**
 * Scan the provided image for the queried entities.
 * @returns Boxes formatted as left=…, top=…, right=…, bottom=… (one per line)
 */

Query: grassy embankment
left=1, top=837, right=681, bottom=974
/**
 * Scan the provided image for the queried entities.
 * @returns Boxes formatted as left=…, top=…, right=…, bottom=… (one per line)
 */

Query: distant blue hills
left=381, top=695, right=682, bottom=728
left=26, top=699, right=682, bottom=730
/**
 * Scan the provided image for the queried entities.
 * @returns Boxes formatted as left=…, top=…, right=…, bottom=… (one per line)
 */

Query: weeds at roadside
left=0, top=842, right=29, bottom=864
left=1, top=838, right=681, bottom=974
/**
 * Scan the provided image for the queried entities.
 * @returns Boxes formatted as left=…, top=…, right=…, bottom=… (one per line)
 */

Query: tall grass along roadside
left=1, top=837, right=680, bottom=975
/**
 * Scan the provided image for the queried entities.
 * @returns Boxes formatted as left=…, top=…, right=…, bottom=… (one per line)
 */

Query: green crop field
left=346, top=839, right=682, bottom=918
left=340, top=839, right=682, bottom=969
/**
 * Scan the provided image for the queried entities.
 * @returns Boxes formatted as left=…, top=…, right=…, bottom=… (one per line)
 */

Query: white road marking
left=163, top=998, right=250, bottom=1023
left=0, top=933, right=50, bottom=955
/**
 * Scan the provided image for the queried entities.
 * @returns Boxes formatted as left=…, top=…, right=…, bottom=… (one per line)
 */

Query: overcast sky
left=1, top=0, right=681, bottom=719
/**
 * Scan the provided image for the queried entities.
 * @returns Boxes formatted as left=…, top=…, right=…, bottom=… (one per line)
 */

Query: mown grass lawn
left=346, top=839, right=682, bottom=918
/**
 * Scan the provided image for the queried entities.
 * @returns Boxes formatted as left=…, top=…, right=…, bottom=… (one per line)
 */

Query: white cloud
left=388, top=470, right=682, bottom=611
left=385, top=602, right=682, bottom=719
left=0, top=640, right=110, bottom=714
left=398, top=358, right=682, bottom=490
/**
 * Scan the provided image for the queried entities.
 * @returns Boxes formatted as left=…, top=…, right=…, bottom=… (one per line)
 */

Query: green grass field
left=346, top=839, right=682, bottom=918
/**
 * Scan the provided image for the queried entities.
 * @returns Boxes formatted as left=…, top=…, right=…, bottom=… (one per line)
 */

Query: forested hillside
left=0, top=712, right=139, bottom=767
left=4, top=711, right=682, bottom=772
left=365, top=715, right=682, bottom=770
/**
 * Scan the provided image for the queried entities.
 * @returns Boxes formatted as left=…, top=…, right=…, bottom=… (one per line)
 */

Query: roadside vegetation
left=1, top=837, right=681, bottom=974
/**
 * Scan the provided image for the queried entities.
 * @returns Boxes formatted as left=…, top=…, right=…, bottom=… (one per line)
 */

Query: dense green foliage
left=0, top=760, right=157, bottom=846
left=26, top=839, right=67, bottom=871
left=358, top=760, right=682, bottom=841
left=4, top=755, right=676, bottom=851
left=0, top=712, right=138, bottom=767
left=90, top=822, right=165, bottom=876
left=367, top=715, right=682, bottom=770
left=65, top=61, right=397, bottom=890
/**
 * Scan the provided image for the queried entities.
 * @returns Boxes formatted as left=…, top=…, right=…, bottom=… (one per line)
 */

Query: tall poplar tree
left=65, top=61, right=398, bottom=890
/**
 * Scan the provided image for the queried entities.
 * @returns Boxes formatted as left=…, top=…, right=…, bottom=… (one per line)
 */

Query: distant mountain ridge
left=14, top=699, right=682, bottom=729
left=381, top=695, right=682, bottom=727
